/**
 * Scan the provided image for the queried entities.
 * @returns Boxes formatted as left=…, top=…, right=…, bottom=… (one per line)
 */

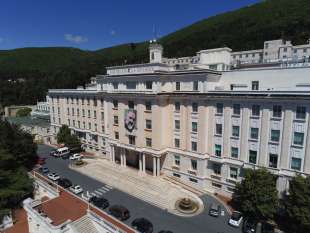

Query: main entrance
left=110, top=145, right=163, bottom=176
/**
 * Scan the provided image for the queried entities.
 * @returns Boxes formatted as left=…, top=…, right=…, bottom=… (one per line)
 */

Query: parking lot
left=37, top=144, right=241, bottom=233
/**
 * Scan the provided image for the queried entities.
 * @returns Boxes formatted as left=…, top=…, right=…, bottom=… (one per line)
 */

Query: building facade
left=48, top=39, right=310, bottom=197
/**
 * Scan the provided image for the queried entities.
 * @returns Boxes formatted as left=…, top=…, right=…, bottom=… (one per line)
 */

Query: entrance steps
left=163, top=176, right=205, bottom=196
left=71, top=159, right=202, bottom=213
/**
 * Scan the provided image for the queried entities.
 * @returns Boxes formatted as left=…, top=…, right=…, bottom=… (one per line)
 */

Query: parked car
left=108, top=205, right=130, bottom=221
left=243, top=218, right=257, bottom=233
left=49, top=150, right=56, bottom=156
left=57, top=178, right=72, bottom=188
left=47, top=172, right=60, bottom=181
left=69, top=153, right=83, bottom=160
left=69, top=185, right=83, bottom=194
left=61, top=153, right=70, bottom=159
left=131, top=218, right=153, bottom=233
left=261, top=222, right=274, bottom=233
left=54, top=147, right=70, bottom=158
left=36, top=157, right=46, bottom=165
left=90, top=196, right=109, bottom=209
left=39, top=167, right=49, bottom=174
left=229, top=211, right=243, bottom=227
left=209, top=203, right=221, bottom=217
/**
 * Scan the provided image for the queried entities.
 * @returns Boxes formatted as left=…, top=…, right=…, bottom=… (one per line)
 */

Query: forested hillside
left=1, top=0, right=310, bottom=106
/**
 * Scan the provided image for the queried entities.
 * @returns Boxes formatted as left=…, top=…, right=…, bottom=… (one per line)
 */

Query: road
left=37, top=144, right=241, bottom=233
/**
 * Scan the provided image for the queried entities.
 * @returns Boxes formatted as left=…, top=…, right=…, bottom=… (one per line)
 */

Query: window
left=94, top=123, right=97, bottom=131
left=191, top=159, right=197, bottom=170
left=175, top=82, right=180, bottom=91
left=68, top=119, right=71, bottom=126
left=82, top=109, right=85, bottom=117
left=291, top=157, right=302, bottom=171
left=231, top=147, right=239, bottom=158
left=82, top=99, right=84, bottom=105
left=296, top=106, right=306, bottom=119
left=67, top=108, right=70, bottom=115
left=93, top=99, right=97, bottom=107
left=145, top=101, right=152, bottom=111
left=83, top=122, right=85, bottom=129
left=113, top=100, right=118, bottom=109
left=189, top=178, right=198, bottom=183
left=250, top=127, right=259, bottom=140
left=114, top=115, right=119, bottom=125
left=216, top=124, right=222, bottom=135
left=101, top=112, right=104, bottom=121
left=293, top=132, right=304, bottom=146
left=192, top=102, right=198, bottom=113
left=145, top=119, right=152, bottom=130
left=128, top=101, right=135, bottom=109
left=114, top=131, right=119, bottom=139
left=191, top=141, right=197, bottom=151
left=94, top=111, right=97, bottom=119
left=270, top=130, right=280, bottom=142
left=88, top=122, right=91, bottom=130
left=273, top=105, right=282, bottom=118
left=230, top=167, right=238, bottom=179
left=77, top=109, right=80, bottom=117
left=71, top=108, right=75, bottom=116
left=249, top=150, right=257, bottom=164
left=174, top=155, right=180, bottom=166
left=233, top=104, right=240, bottom=115
left=88, top=110, right=91, bottom=118
left=304, top=48, right=307, bottom=53
left=175, top=102, right=180, bottom=112
left=216, top=103, right=223, bottom=114
left=78, top=121, right=80, bottom=128
left=173, top=173, right=181, bottom=178
left=174, top=138, right=180, bottom=148
left=232, top=126, right=240, bottom=137
left=192, top=122, right=198, bottom=133
left=193, top=81, right=199, bottom=91
left=215, top=144, right=222, bottom=157
left=145, top=81, right=153, bottom=90
left=269, top=154, right=278, bottom=168
left=87, top=98, right=90, bottom=105
left=112, top=82, right=118, bottom=89
left=252, top=81, right=259, bottom=90
left=294, top=49, right=297, bottom=53
left=213, top=163, right=221, bottom=175
left=146, top=138, right=152, bottom=147
left=126, top=81, right=136, bottom=90
left=175, top=120, right=180, bottom=130
left=284, top=47, right=287, bottom=52
left=129, top=135, right=135, bottom=145
left=265, top=43, right=268, bottom=49
left=252, top=105, right=260, bottom=116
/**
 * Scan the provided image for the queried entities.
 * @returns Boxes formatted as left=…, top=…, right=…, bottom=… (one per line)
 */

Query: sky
left=0, top=0, right=260, bottom=50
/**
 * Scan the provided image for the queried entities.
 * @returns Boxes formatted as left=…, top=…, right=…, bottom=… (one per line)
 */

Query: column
left=142, top=153, right=146, bottom=174
left=110, top=144, right=115, bottom=163
left=153, top=156, right=157, bottom=177
left=157, top=157, right=160, bottom=176
left=120, top=150, right=124, bottom=167
left=123, top=149, right=127, bottom=167
left=139, top=153, right=143, bottom=173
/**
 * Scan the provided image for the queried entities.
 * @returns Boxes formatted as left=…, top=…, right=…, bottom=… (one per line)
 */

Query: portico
left=109, top=144, right=161, bottom=176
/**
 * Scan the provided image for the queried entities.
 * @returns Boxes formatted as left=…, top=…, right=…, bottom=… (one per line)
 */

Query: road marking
left=94, top=190, right=105, bottom=195
left=99, top=186, right=110, bottom=192
left=105, top=184, right=113, bottom=189
left=91, top=192, right=97, bottom=197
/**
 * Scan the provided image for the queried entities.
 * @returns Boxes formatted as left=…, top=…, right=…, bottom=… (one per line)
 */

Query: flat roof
left=7, top=116, right=50, bottom=128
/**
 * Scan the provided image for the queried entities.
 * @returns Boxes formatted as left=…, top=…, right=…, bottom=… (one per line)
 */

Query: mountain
left=1, top=0, right=310, bottom=106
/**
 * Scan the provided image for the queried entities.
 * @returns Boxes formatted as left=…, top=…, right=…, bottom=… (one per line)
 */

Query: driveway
left=38, top=144, right=241, bottom=233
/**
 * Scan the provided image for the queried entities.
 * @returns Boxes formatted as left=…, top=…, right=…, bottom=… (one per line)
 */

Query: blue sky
left=0, top=0, right=259, bottom=50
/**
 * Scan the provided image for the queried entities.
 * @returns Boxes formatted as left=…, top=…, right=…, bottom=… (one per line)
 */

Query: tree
left=285, top=175, right=310, bottom=233
left=0, top=120, right=36, bottom=219
left=16, top=107, right=32, bottom=117
left=56, top=125, right=81, bottom=151
left=233, top=168, right=279, bottom=221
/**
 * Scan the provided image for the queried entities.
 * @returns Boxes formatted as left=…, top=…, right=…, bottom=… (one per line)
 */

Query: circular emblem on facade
left=124, top=109, right=136, bottom=132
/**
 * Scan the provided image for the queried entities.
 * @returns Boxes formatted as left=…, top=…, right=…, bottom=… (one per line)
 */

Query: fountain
left=175, top=197, right=199, bottom=214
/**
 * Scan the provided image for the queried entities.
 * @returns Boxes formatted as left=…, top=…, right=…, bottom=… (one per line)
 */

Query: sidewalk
left=71, top=159, right=204, bottom=216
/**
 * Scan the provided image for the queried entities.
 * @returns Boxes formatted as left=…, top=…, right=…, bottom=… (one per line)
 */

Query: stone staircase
left=71, top=215, right=100, bottom=233
left=72, top=159, right=202, bottom=213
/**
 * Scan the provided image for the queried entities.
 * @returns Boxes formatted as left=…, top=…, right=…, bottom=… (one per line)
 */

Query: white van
left=54, top=147, right=70, bottom=158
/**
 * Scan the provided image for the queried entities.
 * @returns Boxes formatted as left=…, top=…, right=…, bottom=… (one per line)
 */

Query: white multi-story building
left=48, top=39, right=310, bottom=197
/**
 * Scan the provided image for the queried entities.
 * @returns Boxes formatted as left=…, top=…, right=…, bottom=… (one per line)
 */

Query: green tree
left=0, top=120, right=36, bottom=219
left=233, top=168, right=279, bottom=221
left=16, top=107, right=32, bottom=117
left=285, top=175, right=310, bottom=233
left=56, top=125, right=81, bottom=151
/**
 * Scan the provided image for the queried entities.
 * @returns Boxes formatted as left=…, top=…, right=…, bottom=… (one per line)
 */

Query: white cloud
left=64, top=34, right=88, bottom=44
left=110, top=30, right=116, bottom=36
